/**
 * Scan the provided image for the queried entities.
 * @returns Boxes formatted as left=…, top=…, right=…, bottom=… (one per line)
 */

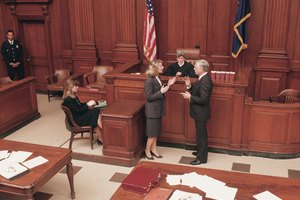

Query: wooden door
left=22, top=21, right=51, bottom=91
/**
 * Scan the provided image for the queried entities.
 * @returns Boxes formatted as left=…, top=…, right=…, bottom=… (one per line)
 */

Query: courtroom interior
left=0, top=0, right=300, bottom=200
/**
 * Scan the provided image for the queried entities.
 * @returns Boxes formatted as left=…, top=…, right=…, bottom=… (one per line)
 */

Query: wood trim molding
left=112, top=0, right=139, bottom=63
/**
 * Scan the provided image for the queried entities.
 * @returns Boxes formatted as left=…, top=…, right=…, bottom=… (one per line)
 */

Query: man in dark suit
left=1, top=30, right=24, bottom=80
left=181, top=59, right=213, bottom=165
left=164, top=51, right=197, bottom=78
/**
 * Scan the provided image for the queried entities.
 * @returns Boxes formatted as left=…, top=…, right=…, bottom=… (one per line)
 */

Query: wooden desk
left=0, top=139, right=75, bottom=200
left=0, top=77, right=40, bottom=136
left=111, top=161, right=300, bottom=200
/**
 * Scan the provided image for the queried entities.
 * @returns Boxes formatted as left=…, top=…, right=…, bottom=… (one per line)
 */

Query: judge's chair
left=269, top=89, right=300, bottom=103
left=83, top=65, right=113, bottom=90
left=61, top=105, right=94, bottom=149
left=176, top=48, right=200, bottom=65
left=46, top=69, right=71, bottom=102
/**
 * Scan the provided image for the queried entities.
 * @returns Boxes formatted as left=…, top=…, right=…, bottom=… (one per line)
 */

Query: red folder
left=121, top=167, right=161, bottom=193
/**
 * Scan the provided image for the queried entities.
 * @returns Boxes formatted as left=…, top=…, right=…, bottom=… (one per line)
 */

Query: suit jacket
left=144, top=76, right=166, bottom=118
left=189, top=74, right=213, bottom=121
left=164, top=61, right=197, bottom=78
left=1, top=40, right=23, bottom=66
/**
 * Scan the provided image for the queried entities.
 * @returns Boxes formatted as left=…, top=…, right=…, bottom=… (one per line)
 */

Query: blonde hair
left=63, top=79, right=79, bottom=99
left=145, top=59, right=163, bottom=77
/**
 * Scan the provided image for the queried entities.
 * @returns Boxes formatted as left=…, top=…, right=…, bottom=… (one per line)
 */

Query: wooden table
left=111, top=161, right=300, bottom=200
left=0, top=139, right=75, bottom=200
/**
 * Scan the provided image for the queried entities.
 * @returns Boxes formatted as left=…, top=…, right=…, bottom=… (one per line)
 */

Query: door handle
left=26, top=58, right=31, bottom=62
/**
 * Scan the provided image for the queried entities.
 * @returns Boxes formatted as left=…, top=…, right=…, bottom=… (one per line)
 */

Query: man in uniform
left=1, top=30, right=24, bottom=80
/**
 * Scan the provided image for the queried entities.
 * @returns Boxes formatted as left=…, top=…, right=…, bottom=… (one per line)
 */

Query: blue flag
left=231, top=0, right=251, bottom=58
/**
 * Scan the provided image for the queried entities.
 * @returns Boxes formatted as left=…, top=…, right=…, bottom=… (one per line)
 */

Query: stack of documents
left=166, top=172, right=237, bottom=200
left=167, top=172, right=282, bottom=200
left=0, top=150, right=48, bottom=179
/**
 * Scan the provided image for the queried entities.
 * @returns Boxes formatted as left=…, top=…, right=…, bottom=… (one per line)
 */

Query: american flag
left=143, top=0, right=157, bottom=61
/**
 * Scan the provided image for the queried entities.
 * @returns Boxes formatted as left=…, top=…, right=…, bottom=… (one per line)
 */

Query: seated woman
left=62, top=79, right=103, bottom=144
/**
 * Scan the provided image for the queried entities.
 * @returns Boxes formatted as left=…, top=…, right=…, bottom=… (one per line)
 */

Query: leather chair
left=46, top=69, right=71, bottom=102
left=176, top=48, right=200, bottom=65
left=269, top=89, right=300, bottom=103
left=83, top=65, right=113, bottom=90
left=61, top=105, right=94, bottom=149
left=0, top=76, right=13, bottom=85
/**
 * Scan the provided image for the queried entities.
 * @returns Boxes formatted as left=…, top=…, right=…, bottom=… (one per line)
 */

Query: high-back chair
left=61, top=105, right=94, bottom=149
left=46, top=69, right=71, bottom=102
left=83, top=65, right=113, bottom=90
left=269, top=89, right=300, bottom=103
left=176, top=48, right=200, bottom=65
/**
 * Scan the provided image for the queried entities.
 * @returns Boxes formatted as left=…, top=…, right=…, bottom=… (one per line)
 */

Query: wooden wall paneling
left=255, top=71, right=286, bottom=100
left=229, top=87, right=246, bottom=151
left=93, top=0, right=114, bottom=65
left=136, top=0, right=148, bottom=65
left=255, top=0, right=290, bottom=100
left=207, top=0, right=232, bottom=69
left=289, top=112, right=300, bottom=145
left=243, top=103, right=300, bottom=153
left=207, top=87, right=234, bottom=149
left=0, top=2, right=6, bottom=76
left=191, top=0, right=208, bottom=57
left=112, top=0, right=139, bottom=63
left=160, top=87, right=186, bottom=143
left=288, top=0, right=300, bottom=89
left=69, top=0, right=98, bottom=73
left=58, top=0, right=72, bottom=69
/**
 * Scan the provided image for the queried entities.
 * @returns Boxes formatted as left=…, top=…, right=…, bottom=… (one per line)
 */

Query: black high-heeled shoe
left=96, top=139, right=103, bottom=145
left=144, top=151, right=154, bottom=160
left=150, top=151, right=163, bottom=158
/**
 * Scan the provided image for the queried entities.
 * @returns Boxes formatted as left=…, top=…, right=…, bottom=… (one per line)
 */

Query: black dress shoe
left=190, top=159, right=207, bottom=165
left=150, top=151, right=163, bottom=158
left=192, top=151, right=198, bottom=156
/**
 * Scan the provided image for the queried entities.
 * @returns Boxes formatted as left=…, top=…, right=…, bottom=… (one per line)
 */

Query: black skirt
left=146, top=118, right=162, bottom=138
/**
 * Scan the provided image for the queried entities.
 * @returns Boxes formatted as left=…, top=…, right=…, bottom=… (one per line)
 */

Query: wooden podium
left=101, top=100, right=145, bottom=166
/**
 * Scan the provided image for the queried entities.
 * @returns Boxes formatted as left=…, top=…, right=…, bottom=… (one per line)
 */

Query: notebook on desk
left=121, top=167, right=161, bottom=194
left=94, top=100, right=107, bottom=108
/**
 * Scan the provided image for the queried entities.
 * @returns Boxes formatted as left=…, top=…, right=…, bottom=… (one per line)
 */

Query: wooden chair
left=61, top=105, right=94, bottom=149
left=0, top=76, right=13, bottom=85
left=46, top=69, right=71, bottom=102
left=83, top=65, right=113, bottom=90
left=269, top=89, right=300, bottom=103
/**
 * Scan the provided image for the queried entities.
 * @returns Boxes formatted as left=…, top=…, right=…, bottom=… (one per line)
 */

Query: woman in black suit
left=181, top=59, right=213, bottom=165
left=144, top=59, right=176, bottom=159
left=62, top=79, right=103, bottom=144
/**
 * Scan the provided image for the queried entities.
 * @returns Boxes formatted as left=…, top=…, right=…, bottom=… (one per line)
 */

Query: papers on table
left=0, top=150, right=10, bottom=160
left=22, top=156, right=48, bottom=169
left=166, top=172, right=237, bottom=200
left=253, top=191, right=282, bottom=200
left=167, top=172, right=282, bottom=200
left=7, top=151, right=32, bottom=162
left=0, top=162, right=29, bottom=179
left=0, top=150, right=48, bottom=179
left=169, top=190, right=202, bottom=200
